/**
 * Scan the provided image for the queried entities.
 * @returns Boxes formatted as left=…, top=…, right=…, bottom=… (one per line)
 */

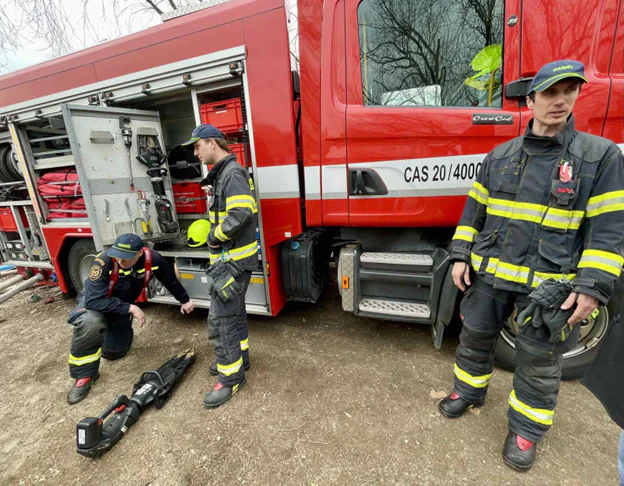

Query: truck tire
left=4, top=145, right=22, bottom=180
left=67, top=239, right=98, bottom=293
left=494, top=279, right=624, bottom=380
left=0, top=146, right=13, bottom=182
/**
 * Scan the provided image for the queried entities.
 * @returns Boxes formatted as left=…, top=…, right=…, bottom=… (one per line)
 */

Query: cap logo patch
left=553, top=65, right=574, bottom=72
left=117, top=243, right=132, bottom=249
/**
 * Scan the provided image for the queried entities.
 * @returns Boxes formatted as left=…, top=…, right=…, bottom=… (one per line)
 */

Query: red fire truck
left=0, top=0, right=622, bottom=378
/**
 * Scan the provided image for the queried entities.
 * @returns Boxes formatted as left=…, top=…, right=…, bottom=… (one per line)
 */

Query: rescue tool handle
left=98, top=395, right=130, bottom=421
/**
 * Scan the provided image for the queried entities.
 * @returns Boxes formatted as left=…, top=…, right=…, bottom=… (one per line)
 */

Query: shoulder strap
left=142, top=248, right=153, bottom=294
left=107, top=259, right=120, bottom=298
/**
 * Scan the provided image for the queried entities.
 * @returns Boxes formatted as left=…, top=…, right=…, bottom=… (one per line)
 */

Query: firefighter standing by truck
left=440, top=60, right=624, bottom=471
left=66, top=233, right=195, bottom=404
left=182, top=124, right=258, bottom=409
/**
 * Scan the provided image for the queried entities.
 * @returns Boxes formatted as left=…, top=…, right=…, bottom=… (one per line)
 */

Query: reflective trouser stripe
left=453, top=226, right=479, bottom=243
left=508, top=390, right=554, bottom=426
left=578, top=249, right=624, bottom=277
left=454, top=363, right=492, bottom=389
left=68, top=348, right=102, bottom=366
left=240, top=338, right=249, bottom=351
left=217, top=357, right=243, bottom=376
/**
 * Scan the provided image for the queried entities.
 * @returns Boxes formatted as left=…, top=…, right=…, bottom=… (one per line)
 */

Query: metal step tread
left=359, top=298, right=431, bottom=318
left=360, top=252, right=433, bottom=266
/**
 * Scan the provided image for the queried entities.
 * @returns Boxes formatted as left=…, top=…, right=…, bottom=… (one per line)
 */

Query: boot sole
left=209, top=364, right=250, bottom=376
left=438, top=401, right=484, bottom=419
left=67, top=373, right=100, bottom=405
left=204, top=379, right=246, bottom=409
left=502, top=454, right=534, bottom=472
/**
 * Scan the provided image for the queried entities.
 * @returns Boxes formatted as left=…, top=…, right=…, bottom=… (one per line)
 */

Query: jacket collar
left=523, top=115, right=576, bottom=153
left=201, top=153, right=237, bottom=186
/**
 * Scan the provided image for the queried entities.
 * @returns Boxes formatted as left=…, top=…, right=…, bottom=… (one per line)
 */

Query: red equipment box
left=173, top=182, right=207, bottom=214
left=228, top=143, right=248, bottom=167
left=200, top=98, right=243, bottom=134
left=0, top=207, right=29, bottom=232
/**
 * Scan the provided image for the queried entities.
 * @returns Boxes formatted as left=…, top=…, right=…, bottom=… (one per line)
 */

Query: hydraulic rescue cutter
left=76, top=348, right=195, bottom=458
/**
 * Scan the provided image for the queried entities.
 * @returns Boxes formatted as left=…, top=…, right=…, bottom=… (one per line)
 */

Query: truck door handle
left=349, top=168, right=388, bottom=196
left=505, top=77, right=534, bottom=99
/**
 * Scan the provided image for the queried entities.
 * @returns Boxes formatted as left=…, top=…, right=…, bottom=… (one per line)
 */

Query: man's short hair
left=212, top=138, right=229, bottom=151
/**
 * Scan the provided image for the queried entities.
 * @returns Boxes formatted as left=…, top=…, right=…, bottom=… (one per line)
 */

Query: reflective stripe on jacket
left=450, top=116, right=624, bottom=304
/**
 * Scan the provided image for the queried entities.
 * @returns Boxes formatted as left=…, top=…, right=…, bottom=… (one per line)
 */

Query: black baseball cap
left=108, top=233, right=144, bottom=259
left=182, top=124, right=225, bottom=146
left=528, top=60, right=588, bottom=94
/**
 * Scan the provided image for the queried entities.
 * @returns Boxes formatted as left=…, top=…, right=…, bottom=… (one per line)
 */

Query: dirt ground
left=0, top=277, right=620, bottom=486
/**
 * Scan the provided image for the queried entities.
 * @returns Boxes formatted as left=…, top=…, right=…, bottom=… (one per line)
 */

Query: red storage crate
left=200, top=98, right=243, bottom=134
left=228, top=143, right=248, bottom=167
left=0, top=207, right=29, bottom=232
left=173, top=182, right=207, bottom=214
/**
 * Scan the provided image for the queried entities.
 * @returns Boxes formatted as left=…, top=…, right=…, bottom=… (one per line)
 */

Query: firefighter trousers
left=68, top=311, right=134, bottom=379
left=453, top=275, right=581, bottom=443
left=208, top=270, right=252, bottom=387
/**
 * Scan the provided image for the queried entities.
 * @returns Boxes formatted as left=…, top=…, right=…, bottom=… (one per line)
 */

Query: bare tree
left=0, top=0, right=203, bottom=73
left=359, top=0, right=503, bottom=107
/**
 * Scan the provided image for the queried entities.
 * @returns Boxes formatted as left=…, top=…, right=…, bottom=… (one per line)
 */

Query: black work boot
left=203, top=378, right=246, bottom=409
left=67, top=373, right=100, bottom=405
left=502, top=431, right=537, bottom=472
left=438, top=392, right=485, bottom=418
left=209, top=356, right=251, bottom=376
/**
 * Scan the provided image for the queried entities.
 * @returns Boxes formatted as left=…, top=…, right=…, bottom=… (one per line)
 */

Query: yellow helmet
left=187, top=219, right=212, bottom=248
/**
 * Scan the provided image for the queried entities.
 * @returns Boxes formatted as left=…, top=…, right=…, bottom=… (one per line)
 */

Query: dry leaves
left=429, top=390, right=447, bottom=400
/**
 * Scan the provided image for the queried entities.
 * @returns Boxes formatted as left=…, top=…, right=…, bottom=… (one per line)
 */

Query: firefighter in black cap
left=66, top=233, right=194, bottom=404
left=441, top=59, right=624, bottom=470
left=182, top=124, right=258, bottom=409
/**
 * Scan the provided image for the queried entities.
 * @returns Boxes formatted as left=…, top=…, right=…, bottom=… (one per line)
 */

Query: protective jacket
left=450, top=116, right=624, bottom=304
left=201, top=153, right=258, bottom=271
left=82, top=249, right=189, bottom=315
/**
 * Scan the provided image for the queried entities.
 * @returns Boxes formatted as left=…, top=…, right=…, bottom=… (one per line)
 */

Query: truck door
left=344, top=0, right=522, bottom=227
left=517, top=0, right=620, bottom=134
left=61, top=104, right=178, bottom=249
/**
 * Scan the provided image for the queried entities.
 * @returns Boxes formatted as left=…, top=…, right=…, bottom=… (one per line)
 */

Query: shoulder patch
left=94, top=257, right=105, bottom=266
left=88, top=265, right=103, bottom=281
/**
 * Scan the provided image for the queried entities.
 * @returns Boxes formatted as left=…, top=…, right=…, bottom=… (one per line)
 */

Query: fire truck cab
left=0, top=0, right=622, bottom=378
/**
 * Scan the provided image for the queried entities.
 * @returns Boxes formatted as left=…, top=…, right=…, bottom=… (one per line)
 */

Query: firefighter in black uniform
left=182, top=124, right=258, bottom=408
left=440, top=60, right=624, bottom=470
left=66, top=233, right=194, bottom=404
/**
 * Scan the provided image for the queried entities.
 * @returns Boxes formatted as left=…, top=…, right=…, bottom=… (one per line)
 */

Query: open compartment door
left=61, top=104, right=179, bottom=249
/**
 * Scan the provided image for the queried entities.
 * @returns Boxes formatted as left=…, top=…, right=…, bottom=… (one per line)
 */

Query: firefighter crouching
left=66, top=234, right=195, bottom=404
left=182, top=124, right=258, bottom=409
left=441, top=60, right=624, bottom=471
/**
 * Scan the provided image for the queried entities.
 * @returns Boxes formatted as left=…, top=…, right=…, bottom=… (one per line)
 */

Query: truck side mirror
left=505, top=77, right=534, bottom=99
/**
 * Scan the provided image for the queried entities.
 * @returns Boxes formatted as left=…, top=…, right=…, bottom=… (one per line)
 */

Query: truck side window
left=358, top=0, right=505, bottom=108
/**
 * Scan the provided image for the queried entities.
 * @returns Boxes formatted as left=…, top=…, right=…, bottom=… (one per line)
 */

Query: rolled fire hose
left=0, top=273, right=44, bottom=305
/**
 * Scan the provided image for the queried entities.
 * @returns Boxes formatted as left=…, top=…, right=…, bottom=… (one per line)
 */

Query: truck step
left=360, top=252, right=433, bottom=267
left=359, top=298, right=431, bottom=319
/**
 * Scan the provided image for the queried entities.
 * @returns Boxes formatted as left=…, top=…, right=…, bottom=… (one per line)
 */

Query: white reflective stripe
left=453, top=226, right=479, bottom=242
left=532, top=272, right=575, bottom=288
left=322, top=164, right=348, bottom=199
left=240, top=338, right=249, bottom=351
left=304, top=166, right=321, bottom=200
left=256, top=165, right=300, bottom=199
left=578, top=249, right=624, bottom=276
left=494, top=262, right=530, bottom=284
left=349, top=153, right=486, bottom=199
left=508, top=390, right=554, bottom=426
left=470, top=252, right=483, bottom=271
left=209, top=242, right=258, bottom=262
left=454, top=364, right=492, bottom=388
left=69, top=348, right=102, bottom=366
left=217, top=357, right=243, bottom=376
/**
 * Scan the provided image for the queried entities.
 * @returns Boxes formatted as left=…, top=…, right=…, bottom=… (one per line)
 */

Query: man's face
left=193, top=138, right=218, bottom=167
left=115, top=249, right=143, bottom=269
left=527, top=79, right=581, bottom=127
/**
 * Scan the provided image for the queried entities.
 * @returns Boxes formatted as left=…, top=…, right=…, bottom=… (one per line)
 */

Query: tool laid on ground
left=136, top=133, right=178, bottom=234
left=76, top=348, right=195, bottom=459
